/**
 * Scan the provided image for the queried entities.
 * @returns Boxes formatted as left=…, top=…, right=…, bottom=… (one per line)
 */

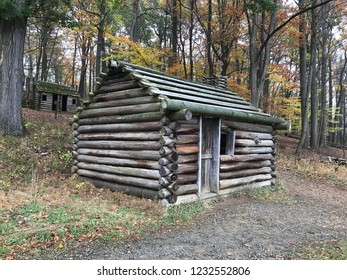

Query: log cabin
left=33, top=81, right=79, bottom=113
left=71, top=61, right=287, bottom=205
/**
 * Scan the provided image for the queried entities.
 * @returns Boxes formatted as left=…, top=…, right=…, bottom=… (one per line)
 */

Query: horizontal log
left=220, top=154, right=274, bottom=163
left=77, top=162, right=160, bottom=180
left=78, top=103, right=161, bottom=119
left=220, top=160, right=272, bottom=172
left=174, top=184, right=198, bottom=195
left=176, top=144, right=199, bottom=155
left=162, top=152, right=179, bottom=162
left=234, top=147, right=273, bottom=154
left=159, top=177, right=172, bottom=187
left=77, top=112, right=163, bottom=125
left=161, top=99, right=284, bottom=126
left=176, top=124, right=199, bottom=134
left=77, top=140, right=161, bottom=150
left=236, top=131, right=273, bottom=140
left=167, top=122, right=180, bottom=131
left=220, top=167, right=272, bottom=180
left=79, top=176, right=158, bottom=199
left=87, top=96, right=157, bottom=110
left=77, top=155, right=159, bottom=169
left=222, top=120, right=273, bottom=133
left=176, top=135, right=199, bottom=144
left=160, top=116, right=171, bottom=125
left=235, top=139, right=274, bottom=147
left=78, top=169, right=160, bottom=190
left=176, top=163, right=198, bottom=174
left=219, top=174, right=272, bottom=190
left=218, top=180, right=271, bottom=196
left=77, top=132, right=160, bottom=141
left=176, top=173, right=198, bottom=184
left=168, top=109, right=192, bottom=121
left=77, top=122, right=162, bottom=134
left=177, top=154, right=198, bottom=164
left=95, top=80, right=139, bottom=94
left=93, top=88, right=147, bottom=102
left=77, top=148, right=160, bottom=160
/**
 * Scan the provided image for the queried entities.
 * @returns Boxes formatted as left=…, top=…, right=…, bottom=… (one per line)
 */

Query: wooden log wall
left=219, top=120, right=275, bottom=192
left=71, top=73, right=164, bottom=199
left=158, top=116, right=200, bottom=205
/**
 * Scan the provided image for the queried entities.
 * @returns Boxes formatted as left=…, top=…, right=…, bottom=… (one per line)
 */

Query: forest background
left=1, top=0, right=347, bottom=154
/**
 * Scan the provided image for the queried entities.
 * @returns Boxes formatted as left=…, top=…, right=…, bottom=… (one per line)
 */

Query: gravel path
left=49, top=170, right=346, bottom=260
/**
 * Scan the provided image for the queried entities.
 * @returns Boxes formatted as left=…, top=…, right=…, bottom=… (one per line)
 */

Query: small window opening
left=220, top=129, right=235, bottom=155
left=72, top=98, right=77, bottom=105
left=41, top=94, right=47, bottom=101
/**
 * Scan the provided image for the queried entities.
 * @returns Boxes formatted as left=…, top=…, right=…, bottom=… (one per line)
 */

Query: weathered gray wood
left=236, top=131, right=273, bottom=140
left=95, top=80, right=139, bottom=94
left=158, top=188, right=171, bottom=199
left=220, top=167, right=272, bottom=180
left=176, top=173, right=198, bottom=184
left=222, top=120, right=273, bottom=133
left=77, top=122, right=162, bottom=134
left=234, top=147, right=273, bottom=154
left=160, top=126, right=174, bottom=136
left=78, top=169, right=160, bottom=190
left=173, top=194, right=199, bottom=205
left=77, top=132, right=160, bottom=141
left=220, top=154, right=274, bottom=163
left=166, top=182, right=179, bottom=192
left=77, top=148, right=161, bottom=160
left=78, top=103, right=161, bottom=119
left=77, top=155, right=159, bottom=169
left=176, top=163, right=198, bottom=174
left=159, top=136, right=175, bottom=146
left=218, top=180, right=271, bottom=196
left=159, top=163, right=178, bottom=176
left=176, top=124, right=199, bottom=134
left=160, top=116, right=171, bottom=125
left=79, top=176, right=158, bottom=199
left=77, top=162, right=160, bottom=179
left=175, top=184, right=198, bottom=195
left=92, top=88, right=147, bottom=102
left=159, top=146, right=175, bottom=156
left=176, top=135, right=199, bottom=144
left=168, top=109, right=192, bottom=121
left=87, top=96, right=157, bottom=110
left=77, top=112, right=163, bottom=125
left=176, top=144, right=199, bottom=155
left=178, top=117, right=199, bottom=124
left=77, top=140, right=161, bottom=150
left=177, top=154, right=198, bottom=164
left=220, top=160, right=272, bottom=172
left=158, top=157, right=177, bottom=166
left=235, top=139, right=274, bottom=147
left=219, top=174, right=272, bottom=189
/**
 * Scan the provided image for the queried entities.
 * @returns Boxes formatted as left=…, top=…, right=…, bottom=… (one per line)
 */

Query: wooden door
left=200, top=117, right=220, bottom=195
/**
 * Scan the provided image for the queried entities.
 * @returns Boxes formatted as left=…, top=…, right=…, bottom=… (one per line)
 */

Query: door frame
left=198, top=116, right=221, bottom=197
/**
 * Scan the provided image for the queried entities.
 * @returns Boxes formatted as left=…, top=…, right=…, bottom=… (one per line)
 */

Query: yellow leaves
left=105, top=34, right=170, bottom=70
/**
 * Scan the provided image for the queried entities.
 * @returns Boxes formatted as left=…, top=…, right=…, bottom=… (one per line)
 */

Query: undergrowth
left=0, top=109, right=206, bottom=259
left=290, top=240, right=347, bottom=260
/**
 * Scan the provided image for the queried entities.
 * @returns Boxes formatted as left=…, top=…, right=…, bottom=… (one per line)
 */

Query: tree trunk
left=0, top=10, right=27, bottom=136
left=296, top=0, right=310, bottom=154
left=310, top=0, right=319, bottom=150
left=95, top=0, right=106, bottom=77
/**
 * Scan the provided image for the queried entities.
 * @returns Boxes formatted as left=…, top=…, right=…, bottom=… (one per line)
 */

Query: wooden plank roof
left=105, top=61, right=286, bottom=128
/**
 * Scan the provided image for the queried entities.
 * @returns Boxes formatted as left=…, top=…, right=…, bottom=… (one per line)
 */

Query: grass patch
left=230, top=184, right=291, bottom=204
left=290, top=240, right=347, bottom=260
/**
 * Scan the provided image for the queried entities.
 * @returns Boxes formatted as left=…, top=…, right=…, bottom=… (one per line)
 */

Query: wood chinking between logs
left=70, top=61, right=287, bottom=206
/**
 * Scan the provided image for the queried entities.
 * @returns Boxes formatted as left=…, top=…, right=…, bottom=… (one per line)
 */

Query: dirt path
left=46, top=170, right=346, bottom=260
